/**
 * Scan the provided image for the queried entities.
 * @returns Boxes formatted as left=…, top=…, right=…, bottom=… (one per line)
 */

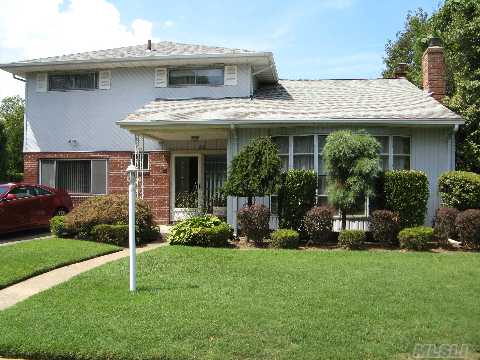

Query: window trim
left=48, top=72, right=99, bottom=92
left=38, top=159, right=108, bottom=195
left=271, top=133, right=412, bottom=218
left=167, top=67, right=225, bottom=87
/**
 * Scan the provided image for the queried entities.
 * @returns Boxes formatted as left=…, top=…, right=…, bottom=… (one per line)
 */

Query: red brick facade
left=23, top=151, right=171, bottom=224
left=422, top=45, right=446, bottom=102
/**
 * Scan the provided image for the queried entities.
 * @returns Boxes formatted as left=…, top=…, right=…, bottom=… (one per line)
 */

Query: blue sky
left=0, top=0, right=444, bottom=99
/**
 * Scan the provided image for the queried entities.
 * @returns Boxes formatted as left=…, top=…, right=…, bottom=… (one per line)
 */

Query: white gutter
left=117, top=117, right=465, bottom=128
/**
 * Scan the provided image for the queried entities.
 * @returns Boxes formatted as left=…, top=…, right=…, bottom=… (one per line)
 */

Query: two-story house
left=0, top=40, right=463, bottom=230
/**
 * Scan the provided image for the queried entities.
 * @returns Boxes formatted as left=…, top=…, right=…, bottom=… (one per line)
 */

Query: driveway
left=0, top=229, right=52, bottom=246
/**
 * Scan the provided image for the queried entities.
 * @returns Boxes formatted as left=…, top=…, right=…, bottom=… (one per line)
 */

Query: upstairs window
left=169, top=68, right=224, bottom=86
left=48, top=72, right=98, bottom=91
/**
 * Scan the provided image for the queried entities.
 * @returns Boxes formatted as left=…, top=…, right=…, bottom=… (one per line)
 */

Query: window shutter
left=36, top=73, right=48, bottom=92
left=154, top=68, right=167, bottom=87
left=98, top=70, right=111, bottom=90
left=224, top=65, right=237, bottom=86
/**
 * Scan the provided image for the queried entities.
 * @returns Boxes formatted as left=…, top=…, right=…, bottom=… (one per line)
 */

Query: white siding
left=24, top=64, right=252, bottom=152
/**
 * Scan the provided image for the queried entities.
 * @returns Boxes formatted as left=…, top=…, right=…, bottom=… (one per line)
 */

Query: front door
left=174, top=156, right=199, bottom=211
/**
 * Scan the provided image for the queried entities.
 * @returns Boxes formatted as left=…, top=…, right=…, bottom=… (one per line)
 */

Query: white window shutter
left=36, top=73, right=47, bottom=92
left=98, top=70, right=111, bottom=90
left=224, top=65, right=237, bottom=86
left=154, top=68, right=167, bottom=87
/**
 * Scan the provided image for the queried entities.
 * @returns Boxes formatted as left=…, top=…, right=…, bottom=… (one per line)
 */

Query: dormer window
left=168, top=68, right=224, bottom=86
left=48, top=72, right=99, bottom=91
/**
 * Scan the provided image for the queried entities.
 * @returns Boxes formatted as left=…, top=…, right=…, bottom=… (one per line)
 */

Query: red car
left=0, top=183, right=73, bottom=234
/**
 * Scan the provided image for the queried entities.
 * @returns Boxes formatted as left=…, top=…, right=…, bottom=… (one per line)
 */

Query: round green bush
left=455, top=209, right=480, bottom=250
left=64, top=194, right=156, bottom=242
left=237, top=204, right=270, bottom=244
left=439, top=171, right=480, bottom=210
left=398, top=226, right=434, bottom=250
left=270, top=229, right=300, bottom=249
left=169, top=215, right=233, bottom=247
left=302, top=206, right=334, bottom=244
left=49, top=215, right=71, bottom=237
left=369, top=210, right=400, bottom=245
left=384, top=170, right=429, bottom=228
left=338, top=230, right=366, bottom=250
left=433, top=207, right=460, bottom=246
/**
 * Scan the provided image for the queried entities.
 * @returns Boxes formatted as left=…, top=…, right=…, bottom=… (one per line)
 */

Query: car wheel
left=54, top=208, right=68, bottom=216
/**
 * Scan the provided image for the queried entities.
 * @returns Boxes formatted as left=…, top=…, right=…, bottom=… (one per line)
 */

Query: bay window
left=271, top=133, right=412, bottom=217
left=39, top=159, right=107, bottom=194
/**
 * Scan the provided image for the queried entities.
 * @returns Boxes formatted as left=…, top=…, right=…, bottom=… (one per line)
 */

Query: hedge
left=398, top=226, right=433, bottom=251
left=455, top=209, right=480, bottom=250
left=270, top=229, right=300, bottom=249
left=384, top=170, right=429, bottom=228
left=433, top=207, right=460, bottom=245
left=92, top=225, right=130, bottom=246
left=64, top=194, right=157, bottom=242
left=237, top=204, right=270, bottom=244
left=338, top=230, right=366, bottom=250
left=438, top=171, right=480, bottom=210
left=302, top=206, right=334, bottom=243
left=49, top=216, right=71, bottom=237
left=278, top=169, right=316, bottom=231
left=169, top=216, right=233, bottom=247
left=369, top=210, right=400, bottom=245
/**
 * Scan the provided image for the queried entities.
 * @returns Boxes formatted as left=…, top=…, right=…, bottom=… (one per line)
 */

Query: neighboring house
left=0, top=39, right=463, bottom=230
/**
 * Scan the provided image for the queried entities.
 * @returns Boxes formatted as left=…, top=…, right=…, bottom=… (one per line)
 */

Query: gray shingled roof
left=12, top=41, right=256, bottom=65
left=121, top=79, right=461, bottom=124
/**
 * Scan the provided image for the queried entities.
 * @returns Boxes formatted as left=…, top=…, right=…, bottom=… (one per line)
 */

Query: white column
left=127, top=163, right=137, bottom=292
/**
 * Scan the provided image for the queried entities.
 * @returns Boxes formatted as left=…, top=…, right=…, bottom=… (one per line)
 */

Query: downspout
left=451, top=124, right=459, bottom=170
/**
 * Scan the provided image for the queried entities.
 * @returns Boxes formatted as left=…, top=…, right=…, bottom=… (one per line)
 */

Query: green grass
left=0, top=247, right=479, bottom=359
left=0, top=237, right=121, bottom=288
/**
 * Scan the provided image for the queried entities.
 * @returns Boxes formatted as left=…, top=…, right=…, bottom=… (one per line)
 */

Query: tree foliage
left=323, top=130, right=380, bottom=229
left=0, top=96, right=25, bottom=181
left=223, top=136, right=281, bottom=205
left=382, top=0, right=480, bottom=172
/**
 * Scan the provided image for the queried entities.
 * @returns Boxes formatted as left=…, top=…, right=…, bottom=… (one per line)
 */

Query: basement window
left=48, top=72, right=98, bottom=91
left=39, top=159, right=107, bottom=194
left=168, top=68, right=224, bottom=86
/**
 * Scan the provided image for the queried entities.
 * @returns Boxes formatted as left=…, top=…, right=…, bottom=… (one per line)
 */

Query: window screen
left=169, top=68, right=224, bottom=86
left=48, top=72, right=98, bottom=90
left=293, top=136, right=314, bottom=170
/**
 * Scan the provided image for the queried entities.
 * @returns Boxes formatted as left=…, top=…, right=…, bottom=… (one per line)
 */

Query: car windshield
left=0, top=186, right=9, bottom=195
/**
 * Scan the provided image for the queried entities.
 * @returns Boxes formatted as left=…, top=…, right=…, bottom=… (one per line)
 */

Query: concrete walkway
left=0, top=241, right=166, bottom=311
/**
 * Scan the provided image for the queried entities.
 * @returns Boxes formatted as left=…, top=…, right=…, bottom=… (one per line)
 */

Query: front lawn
left=0, top=247, right=479, bottom=359
left=0, top=237, right=121, bottom=289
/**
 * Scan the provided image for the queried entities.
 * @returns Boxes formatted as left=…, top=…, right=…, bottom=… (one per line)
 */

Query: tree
left=323, top=130, right=380, bottom=230
left=0, top=96, right=25, bottom=178
left=223, top=136, right=281, bottom=206
left=0, top=121, right=8, bottom=181
left=382, top=0, right=480, bottom=172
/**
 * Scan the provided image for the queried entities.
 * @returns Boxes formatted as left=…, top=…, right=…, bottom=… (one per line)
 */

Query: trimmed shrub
left=92, top=224, right=129, bottom=246
left=64, top=194, right=156, bottom=242
left=302, top=206, right=334, bottom=243
left=237, top=204, right=270, bottom=244
left=438, top=171, right=480, bottom=210
left=369, top=210, right=400, bottom=245
left=384, top=170, right=429, bottom=228
left=455, top=209, right=480, bottom=250
left=50, top=215, right=71, bottom=237
left=433, top=207, right=460, bottom=245
left=398, top=226, right=433, bottom=250
left=278, top=169, right=316, bottom=231
left=270, top=229, right=300, bottom=249
left=338, top=230, right=366, bottom=250
left=169, top=216, right=233, bottom=247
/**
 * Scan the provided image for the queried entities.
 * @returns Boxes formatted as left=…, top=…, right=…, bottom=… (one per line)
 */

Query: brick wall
left=422, top=46, right=446, bottom=102
left=23, top=151, right=170, bottom=223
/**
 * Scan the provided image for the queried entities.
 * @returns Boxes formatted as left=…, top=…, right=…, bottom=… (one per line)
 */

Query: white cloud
left=0, top=0, right=156, bottom=100
left=161, top=20, right=175, bottom=29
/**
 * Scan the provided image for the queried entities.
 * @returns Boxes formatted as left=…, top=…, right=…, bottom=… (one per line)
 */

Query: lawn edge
left=0, top=247, right=123, bottom=290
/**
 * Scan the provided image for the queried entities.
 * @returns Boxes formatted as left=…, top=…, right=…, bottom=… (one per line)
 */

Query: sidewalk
left=0, top=242, right=166, bottom=311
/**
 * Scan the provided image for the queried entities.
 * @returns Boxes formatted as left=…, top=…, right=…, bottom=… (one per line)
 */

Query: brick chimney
left=394, top=63, right=408, bottom=78
left=422, top=37, right=446, bottom=102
